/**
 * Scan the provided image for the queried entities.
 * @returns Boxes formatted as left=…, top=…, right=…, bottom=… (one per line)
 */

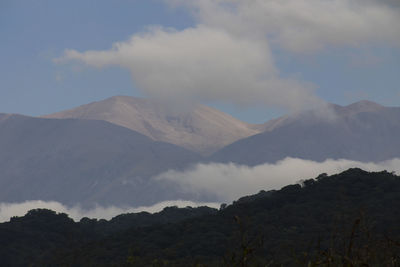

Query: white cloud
left=55, top=0, right=400, bottom=111
left=173, top=0, right=400, bottom=53
left=155, top=157, right=400, bottom=202
left=56, top=26, right=319, bottom=111
left=0, top=200, right=220, bottom=223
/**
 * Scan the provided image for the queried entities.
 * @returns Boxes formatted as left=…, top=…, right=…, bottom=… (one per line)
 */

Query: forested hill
left=1, top=168, right=400, bottom=266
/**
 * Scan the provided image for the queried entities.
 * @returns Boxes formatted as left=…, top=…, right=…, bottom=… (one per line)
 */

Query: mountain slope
left=0, top=114, right=201, bottom=206
left=210, top=101, right=400, bottom=165
left=43, top=96, right=260, bottom=155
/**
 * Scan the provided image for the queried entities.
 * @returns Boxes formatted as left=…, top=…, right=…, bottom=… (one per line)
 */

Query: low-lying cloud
left=0, top=200, right=220, bottom=223
left=155, top=157, right=400, bottom=202
left=2, top=158, right=399, bottom=222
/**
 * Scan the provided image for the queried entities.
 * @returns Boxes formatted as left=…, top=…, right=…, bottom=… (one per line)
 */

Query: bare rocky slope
left=210, top=100, right=400, bottom=165
left=43, top=96, right=260, bottom=155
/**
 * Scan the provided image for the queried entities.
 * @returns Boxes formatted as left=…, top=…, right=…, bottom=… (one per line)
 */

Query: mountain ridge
left=43, top=95, right=261, bottom=155
left=0, top=114, right=203, bottom=206
left=211, top=100, right=400, bottom=165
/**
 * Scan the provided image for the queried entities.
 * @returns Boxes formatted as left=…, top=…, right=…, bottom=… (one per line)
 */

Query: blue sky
left=1, top=0, right=399, bottom=123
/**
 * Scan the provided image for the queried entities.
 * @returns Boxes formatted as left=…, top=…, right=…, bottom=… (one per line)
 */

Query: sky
left=1, top=0, right=399, bottom=123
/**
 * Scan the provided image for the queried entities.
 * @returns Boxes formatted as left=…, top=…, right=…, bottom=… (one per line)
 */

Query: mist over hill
left=1, top=169, right=399, bottom=266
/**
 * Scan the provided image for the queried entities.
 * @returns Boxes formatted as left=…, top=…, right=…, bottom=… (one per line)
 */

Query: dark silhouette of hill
left=0, top=168, right=399, bottom=266
left=0, top=114, right=201, bottom=206
left=0, top=206, right=217, bottom=266
left=210, top=101, right=400, bottom=165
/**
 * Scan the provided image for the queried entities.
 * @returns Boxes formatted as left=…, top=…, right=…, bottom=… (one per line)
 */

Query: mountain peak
left=107, top=95, right=145, bottom=103
left=344, top=100, right=383, bottom=112
left=43, top=96, right=260, bottom=155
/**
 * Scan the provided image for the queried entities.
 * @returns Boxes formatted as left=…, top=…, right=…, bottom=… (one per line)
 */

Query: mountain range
left=1, top=96, right=400, bottom=206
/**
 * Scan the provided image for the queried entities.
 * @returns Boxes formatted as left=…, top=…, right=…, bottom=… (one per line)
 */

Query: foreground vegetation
left=1, top=168, right=399, bottom=266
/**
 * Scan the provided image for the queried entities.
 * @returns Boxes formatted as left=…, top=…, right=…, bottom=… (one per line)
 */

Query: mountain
left=4, top=99, right=400, bottom=206
left=210, top=100, right=400, bottom=165
left=1, top=169, right=399, bottom=266
left=43, top=96, right=260, bottom=155
left=0, top=114, right=202, bottom=206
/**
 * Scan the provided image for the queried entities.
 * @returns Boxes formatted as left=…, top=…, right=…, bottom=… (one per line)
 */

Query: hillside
left=0, top=114, right=201, bottom=206
left=211, top=101, right=400, bottom=165
left=43, top=96, right=260, bottom=155
left=1, top=169, right=399, bottom=266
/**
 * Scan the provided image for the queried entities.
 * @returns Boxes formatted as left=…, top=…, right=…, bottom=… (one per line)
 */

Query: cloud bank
left=2, top=157, right=399, bottom=222
left=0, top=200, right=220, bottom=223
left=155, top=157, right=400, bottom=202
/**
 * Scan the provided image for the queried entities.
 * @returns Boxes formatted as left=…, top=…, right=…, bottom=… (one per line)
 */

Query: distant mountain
left=2, top=169, right=399, bottom=266
left=211, top=101, right=400, bottom=165
left=0, top=114, right=202, bottom=206
left=43, top=96, right=260, bottom=155
left=4, top=99, right=400, bottom=207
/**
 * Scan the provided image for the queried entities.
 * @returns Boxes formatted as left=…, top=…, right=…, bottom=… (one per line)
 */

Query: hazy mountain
left=211, top=101, right=400, bottom=165
left=4, top=99, right=399, bottom=206
left=0, top=114, right=202, bottom=206
left=43, top=96, right=260, bottom=155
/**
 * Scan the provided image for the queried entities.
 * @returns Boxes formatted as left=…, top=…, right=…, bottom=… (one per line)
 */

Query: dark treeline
left=1, top=168, right=399, bottom=266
